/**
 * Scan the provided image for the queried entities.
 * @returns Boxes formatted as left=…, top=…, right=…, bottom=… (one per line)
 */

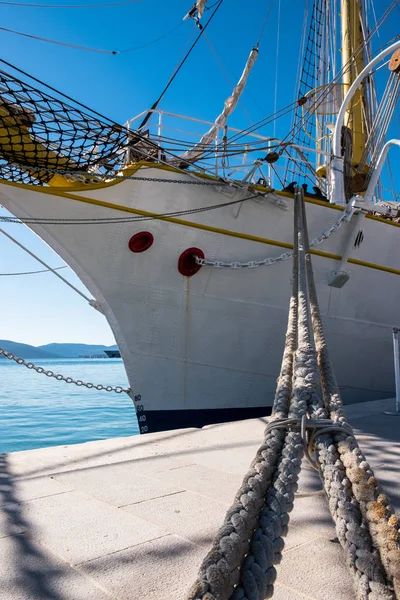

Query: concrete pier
left=1, top=398, right=399, bottom=599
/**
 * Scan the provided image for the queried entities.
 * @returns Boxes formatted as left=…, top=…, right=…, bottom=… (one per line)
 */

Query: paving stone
left=53, top=464, right=185, bottom=507
left=182, top=441, right=259, bottom=474
left=80, top=534, right=206, bottom=600
left=0, top=513, right=25, bottom=539
left=273, top=583, right=318, bottom=599
left=21, top=490, right=167, bottom=564
left=104, top=452, right=194, bottom=474
left=0, top=535, right=112, bottom=600
left=277, top=536, right=355, bottom=600
left=122, top=490, right=227, bottom=545
left=284, top=495, right=336, bottom=551
left=149, top=463, right=242, bottom=502
left=296, top=462, right=324, bottom=493
left=0, top=474, right=74, bottom=506
left=8, top=443, right=116, bottom=478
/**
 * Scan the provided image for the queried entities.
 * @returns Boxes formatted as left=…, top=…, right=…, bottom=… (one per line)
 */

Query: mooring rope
left=186, top=188, right=400, bottom=600
left=300, top=194, right=398, bottom=600
left=186, top=193, right=301, bottom=600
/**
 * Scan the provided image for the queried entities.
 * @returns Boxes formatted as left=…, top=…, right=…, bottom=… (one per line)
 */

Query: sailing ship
left=0, top=0, right=399, bottom=434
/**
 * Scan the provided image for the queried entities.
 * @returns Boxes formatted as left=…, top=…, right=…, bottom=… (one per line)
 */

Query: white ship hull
left=0, top=165, right=398, bottom=433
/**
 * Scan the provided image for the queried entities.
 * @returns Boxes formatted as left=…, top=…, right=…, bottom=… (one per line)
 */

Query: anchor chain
left=15, top=163, right=224, bottom=187
left=195, top=201, right=356, bottom=269
left=0, top=348, right=129, bottom=394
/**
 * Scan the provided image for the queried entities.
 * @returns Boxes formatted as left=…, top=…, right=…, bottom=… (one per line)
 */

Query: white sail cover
left=179, top=46, right=258, bottom=164
left=196, top=0, right=207, bottom=18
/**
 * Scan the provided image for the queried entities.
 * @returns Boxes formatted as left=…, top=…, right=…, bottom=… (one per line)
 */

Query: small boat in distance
left=104, top=350, right=121, bottom=359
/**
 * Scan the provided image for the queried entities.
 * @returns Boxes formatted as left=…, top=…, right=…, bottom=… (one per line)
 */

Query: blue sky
left=0, top=0, right=398, bottom=345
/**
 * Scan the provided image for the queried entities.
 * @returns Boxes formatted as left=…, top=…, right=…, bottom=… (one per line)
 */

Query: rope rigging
left=0, top=0, right=142, bottom=6
left=256, top=0, right=276, bottom=47
left=0, top=25, right=120, bottom=54
left=119, top=22, right=184, bottom=53
left=0, top=20, right=185, bottom=55
left=0, top=265, right=67, bottom=275
left=138, top=0, right=225, bottom=130
left=283, top=0, right=326, bottom=184
left=186, top=187, right=400, bottom=600
left=0, top=227, right=95, bottom=305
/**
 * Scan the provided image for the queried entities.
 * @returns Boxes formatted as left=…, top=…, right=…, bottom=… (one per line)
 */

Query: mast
left=340, top=0, right=366, bottom=167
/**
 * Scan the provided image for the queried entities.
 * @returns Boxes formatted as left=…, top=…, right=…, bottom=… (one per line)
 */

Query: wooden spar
left=340, top=0, right=367, bottom=167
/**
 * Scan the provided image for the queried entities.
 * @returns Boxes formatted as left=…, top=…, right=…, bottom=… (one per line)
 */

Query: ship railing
left=123, top=109, right=331, bottom=195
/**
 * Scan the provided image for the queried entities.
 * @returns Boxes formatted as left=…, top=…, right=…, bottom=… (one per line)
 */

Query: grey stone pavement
left=0, top=397, right=399, bottom=600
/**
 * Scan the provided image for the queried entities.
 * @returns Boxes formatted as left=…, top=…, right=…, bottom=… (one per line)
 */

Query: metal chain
left=17, top=163, right=224, bottom=186
left=195, top=203, right=357, bottom=269
left=0, top=348, right=130, bottom=394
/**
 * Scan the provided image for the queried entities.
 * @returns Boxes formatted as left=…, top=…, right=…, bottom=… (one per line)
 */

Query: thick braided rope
left=188, top=191, right=323, bottom=600
left=185, top=383, right=294, bottom=598
left=300, top=194, right=398, bottom=599
left=235, top=193, right=319, bottom=600
left=186, top=185, right=303, bottom=600
left=229, top=345, right=319, bottom=600
left=185, top=421, right=288, bottom=600
left=228, top=185, right=322, bottom=600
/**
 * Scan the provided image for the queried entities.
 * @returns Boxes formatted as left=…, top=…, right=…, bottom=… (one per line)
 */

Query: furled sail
left=196, top=0, right=207, bottom=18
left=178, top=46, right=258, bottom=165
left=183, top=0, right=208, bottom=27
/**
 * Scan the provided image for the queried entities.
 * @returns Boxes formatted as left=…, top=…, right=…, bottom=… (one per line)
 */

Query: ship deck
left=1, top=397, right=399, bottom=600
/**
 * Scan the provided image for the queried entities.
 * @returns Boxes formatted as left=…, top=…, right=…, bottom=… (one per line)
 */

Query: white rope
left=0, top=265, right=68, bottom=276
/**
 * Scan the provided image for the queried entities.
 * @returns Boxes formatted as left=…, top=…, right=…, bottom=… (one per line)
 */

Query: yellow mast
left=341, top=0, right=366, bottom=167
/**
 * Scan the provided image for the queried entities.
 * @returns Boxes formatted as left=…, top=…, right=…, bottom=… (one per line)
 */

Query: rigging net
left=283, top=0, right=328, bottom=187
left=0, top=66, right=149, bottom=186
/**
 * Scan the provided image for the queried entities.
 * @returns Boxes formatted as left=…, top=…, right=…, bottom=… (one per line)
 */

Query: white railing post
left=384, top=327, right=400, bottom=416
left=125, top=123, right=131, bottom=165
left=157, top=112, right=163, bottom=162
left=215, top=127, right=219, bottom=176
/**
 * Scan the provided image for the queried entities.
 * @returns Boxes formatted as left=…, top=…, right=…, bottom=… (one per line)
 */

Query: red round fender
left=128, top=232, right=154, bottom=253
left=178, top=247, right=204, bottom=277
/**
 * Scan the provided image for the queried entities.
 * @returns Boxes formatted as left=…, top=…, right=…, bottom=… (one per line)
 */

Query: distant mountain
left=39, top=343, right=118, bottom=358
left=0, top=340, right=118, bottom=359
left=0, top=340, right=60, bottom=359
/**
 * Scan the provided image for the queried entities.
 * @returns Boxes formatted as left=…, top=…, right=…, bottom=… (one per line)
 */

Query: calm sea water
left=0, top=358, right=138, bottom=454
